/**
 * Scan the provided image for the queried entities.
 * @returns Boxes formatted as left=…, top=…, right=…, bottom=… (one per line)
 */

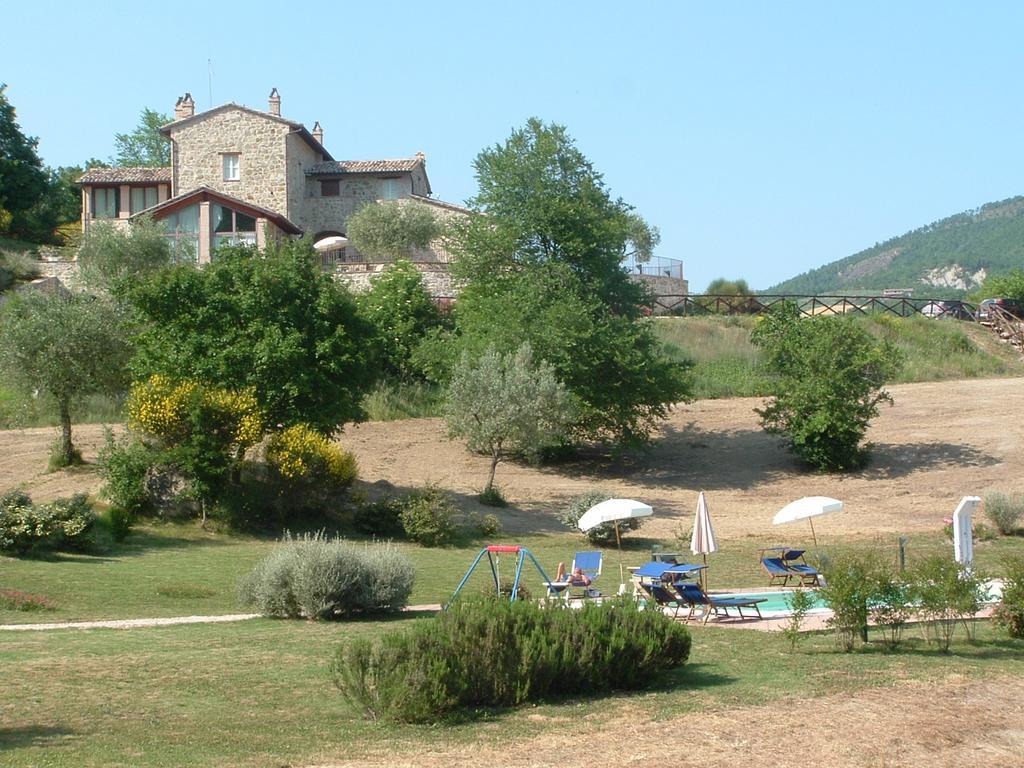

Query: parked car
left=978, top=297, right=1024, bottom=320
left=921, top=300, right=973, bottom=320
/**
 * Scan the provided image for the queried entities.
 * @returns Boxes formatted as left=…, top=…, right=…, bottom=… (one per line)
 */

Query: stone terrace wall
left=333, top=262, right=457, bottom=297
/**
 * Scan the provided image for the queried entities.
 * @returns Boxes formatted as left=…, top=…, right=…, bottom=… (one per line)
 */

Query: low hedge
left=332, top=597, right=691, bottom=722
left=238, top=532, right=413, bottom=620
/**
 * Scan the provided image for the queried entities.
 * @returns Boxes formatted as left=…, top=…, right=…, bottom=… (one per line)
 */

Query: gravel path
left=0, top=613, right=260, bottom=632
left=0, top=605, right=444, bottom=632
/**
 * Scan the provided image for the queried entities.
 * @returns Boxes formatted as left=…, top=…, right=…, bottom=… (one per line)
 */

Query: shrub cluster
left=984, top=491, right=1024, bottom=536
left=238, top=532, right=413, bottom=620
left=128, top=374, right=263, bottom=449
left=398, top=486, right=459, bottom=546
left=352, top=488, right=500, bottom=545
left=751, top=302, right=902, bottom=471
left=820, top=552, right=987, bottom=652
left=98, top=430, right=154, bottom=516
left=266, top=424, right=358, bottom=487
left=559, top=489, right=644, bottom=545
left=993, top=555, right=1024, bottom=639
left=331, top=597, right=691, bottom=722
left=0, top=588, right=56, bottom=612
left=0, top=491, right=94, bottom=554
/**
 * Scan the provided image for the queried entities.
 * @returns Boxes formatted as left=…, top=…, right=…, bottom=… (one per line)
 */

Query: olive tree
left=0, top=291, right=131, bottom=466
left=345, top=200, right=443, bottom=261
left=445, top=344, right=574, bottom=495
left=77, top=216, right=179, bottom=295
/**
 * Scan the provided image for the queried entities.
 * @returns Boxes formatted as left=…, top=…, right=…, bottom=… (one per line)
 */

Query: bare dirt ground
left=3, top=378, right=1022, bottom=541
left=310, top=675, right=1024, bottom=768
left=345, top=376, right=1024, bottom=540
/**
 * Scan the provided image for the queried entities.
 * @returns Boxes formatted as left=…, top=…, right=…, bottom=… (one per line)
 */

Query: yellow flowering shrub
left=127, top=375, right=264, bottom=449
left=204, top=387, right=264, bottom=448
left=127, top=375, right=197, bottom=442
left=266, top=424, right=358, bottom=487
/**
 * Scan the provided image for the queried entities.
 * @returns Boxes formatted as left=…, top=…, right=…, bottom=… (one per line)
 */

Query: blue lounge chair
left=572, top=551, right=603, bottom=582
left=637, top=582, right=691, bottom=620
left=782, top=549, right=822, bottom=587
left=760, top=548, right=823, bottom=587
left=674, top=583, right=767, bottom=624
left=761, top=556, right=795, bottom=586
left=545, top=551, right=604, bottom=600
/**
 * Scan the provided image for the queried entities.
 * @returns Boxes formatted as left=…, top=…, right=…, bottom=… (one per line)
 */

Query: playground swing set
left=446, top=545, right=554, bottom=608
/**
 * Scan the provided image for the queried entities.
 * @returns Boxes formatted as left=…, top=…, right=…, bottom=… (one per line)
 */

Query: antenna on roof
left=207, top=58, right=215, bottom=109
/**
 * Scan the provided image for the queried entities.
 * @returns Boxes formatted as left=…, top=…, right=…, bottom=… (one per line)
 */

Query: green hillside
left=767, top=197, right=1024, bottom=297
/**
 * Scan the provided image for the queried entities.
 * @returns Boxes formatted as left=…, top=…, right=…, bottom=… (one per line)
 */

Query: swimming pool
left=721, top=579, right=1004, bottom=617
left=717, top=590, right=829, bottom=614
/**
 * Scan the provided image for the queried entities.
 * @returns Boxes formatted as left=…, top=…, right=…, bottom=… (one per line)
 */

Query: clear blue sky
left=5, top=1, right=1024, bottom=291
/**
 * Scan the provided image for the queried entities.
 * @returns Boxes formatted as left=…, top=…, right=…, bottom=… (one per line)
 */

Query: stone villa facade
left=78, top=89, right=465, bottom=294
left=76, top=89, right=686, bottom=302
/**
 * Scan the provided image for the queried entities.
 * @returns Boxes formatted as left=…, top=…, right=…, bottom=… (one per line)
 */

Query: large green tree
left=751, top=302, right=903, bottom=471
left=444, top=119, right=689, bottom=445
left=113, top=108, right=171, bottom=167
left=0, top=291, right=132, bottom=466
left=457, top=118, right=658, bottom=314
left=355, top=259, right=443, bottom=380
left=126, top=239, right=379, bottom=433
left=0, top=84, right=48, bottom=238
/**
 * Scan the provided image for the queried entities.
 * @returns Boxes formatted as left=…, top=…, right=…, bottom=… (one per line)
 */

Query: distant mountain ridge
left=767, top=197, right=1024, bottom=297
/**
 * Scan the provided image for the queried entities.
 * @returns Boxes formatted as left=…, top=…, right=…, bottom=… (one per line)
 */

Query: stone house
left=78, top=89, right=466, bottom=293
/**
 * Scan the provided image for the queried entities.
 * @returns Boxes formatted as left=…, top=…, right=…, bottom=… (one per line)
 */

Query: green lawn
left=2, top=610, right=1021, bottom=767
left=3, top=522, right=1023, bottom=624
left=3, top=523, right=1023, bottom=765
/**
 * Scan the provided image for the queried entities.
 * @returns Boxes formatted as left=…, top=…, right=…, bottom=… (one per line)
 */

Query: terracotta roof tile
left=306, top=158, right=421, bottom=175
left=78, top=167, right=172, bottom=184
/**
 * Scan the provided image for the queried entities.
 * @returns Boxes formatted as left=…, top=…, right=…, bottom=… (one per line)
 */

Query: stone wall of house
left=285, top=133, right=321, bottom=227
left=170, top=109, right=290, bottom=212
left=299, top=175, right=406, bottom=236
left=410, top=166, right=429, bottom=196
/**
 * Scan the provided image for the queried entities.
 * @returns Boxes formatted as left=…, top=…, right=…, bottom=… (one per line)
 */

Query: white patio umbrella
left=313, top=235, right=348, bottom=251
left=772, top=496, right=843, bottom=547
left=578, top=498, right=653, bottom=549
left=690, top=491, right=717, bottom=588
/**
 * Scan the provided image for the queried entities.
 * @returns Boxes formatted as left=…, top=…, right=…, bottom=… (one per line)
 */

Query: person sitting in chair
left=555, top=562, right=591, bottom=586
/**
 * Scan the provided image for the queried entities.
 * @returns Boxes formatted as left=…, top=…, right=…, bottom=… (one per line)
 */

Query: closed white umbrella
left=690, top=491, right=717, bottom=588
left=772, top=496, right=843, bottom=547
left=578, top=498, right=653, bottom=549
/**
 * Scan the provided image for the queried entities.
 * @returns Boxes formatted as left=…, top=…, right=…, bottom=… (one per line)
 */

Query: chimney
left=415, top=151, right=426, bottom=164
left=312, top=121, right=323, bottom=145
left=268, top=88, right=281, bottom=116
left=174, top=93, right=195, bottom=120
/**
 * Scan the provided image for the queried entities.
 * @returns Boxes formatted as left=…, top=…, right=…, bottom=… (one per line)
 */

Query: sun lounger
left=545, top=551, right=604, bottom=600
left=674, top=582, right=767, bottom=624
left=637, top=582, right=691, bottom=620
left=759, top=548, right=823, bottom=587
left=761, top=556, right=796, bottom=586
left=781, top=549, right=822, bottom=587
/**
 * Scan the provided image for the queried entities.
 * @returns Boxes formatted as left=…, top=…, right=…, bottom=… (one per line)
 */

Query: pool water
left=720, top=590, right=828, bottom=613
